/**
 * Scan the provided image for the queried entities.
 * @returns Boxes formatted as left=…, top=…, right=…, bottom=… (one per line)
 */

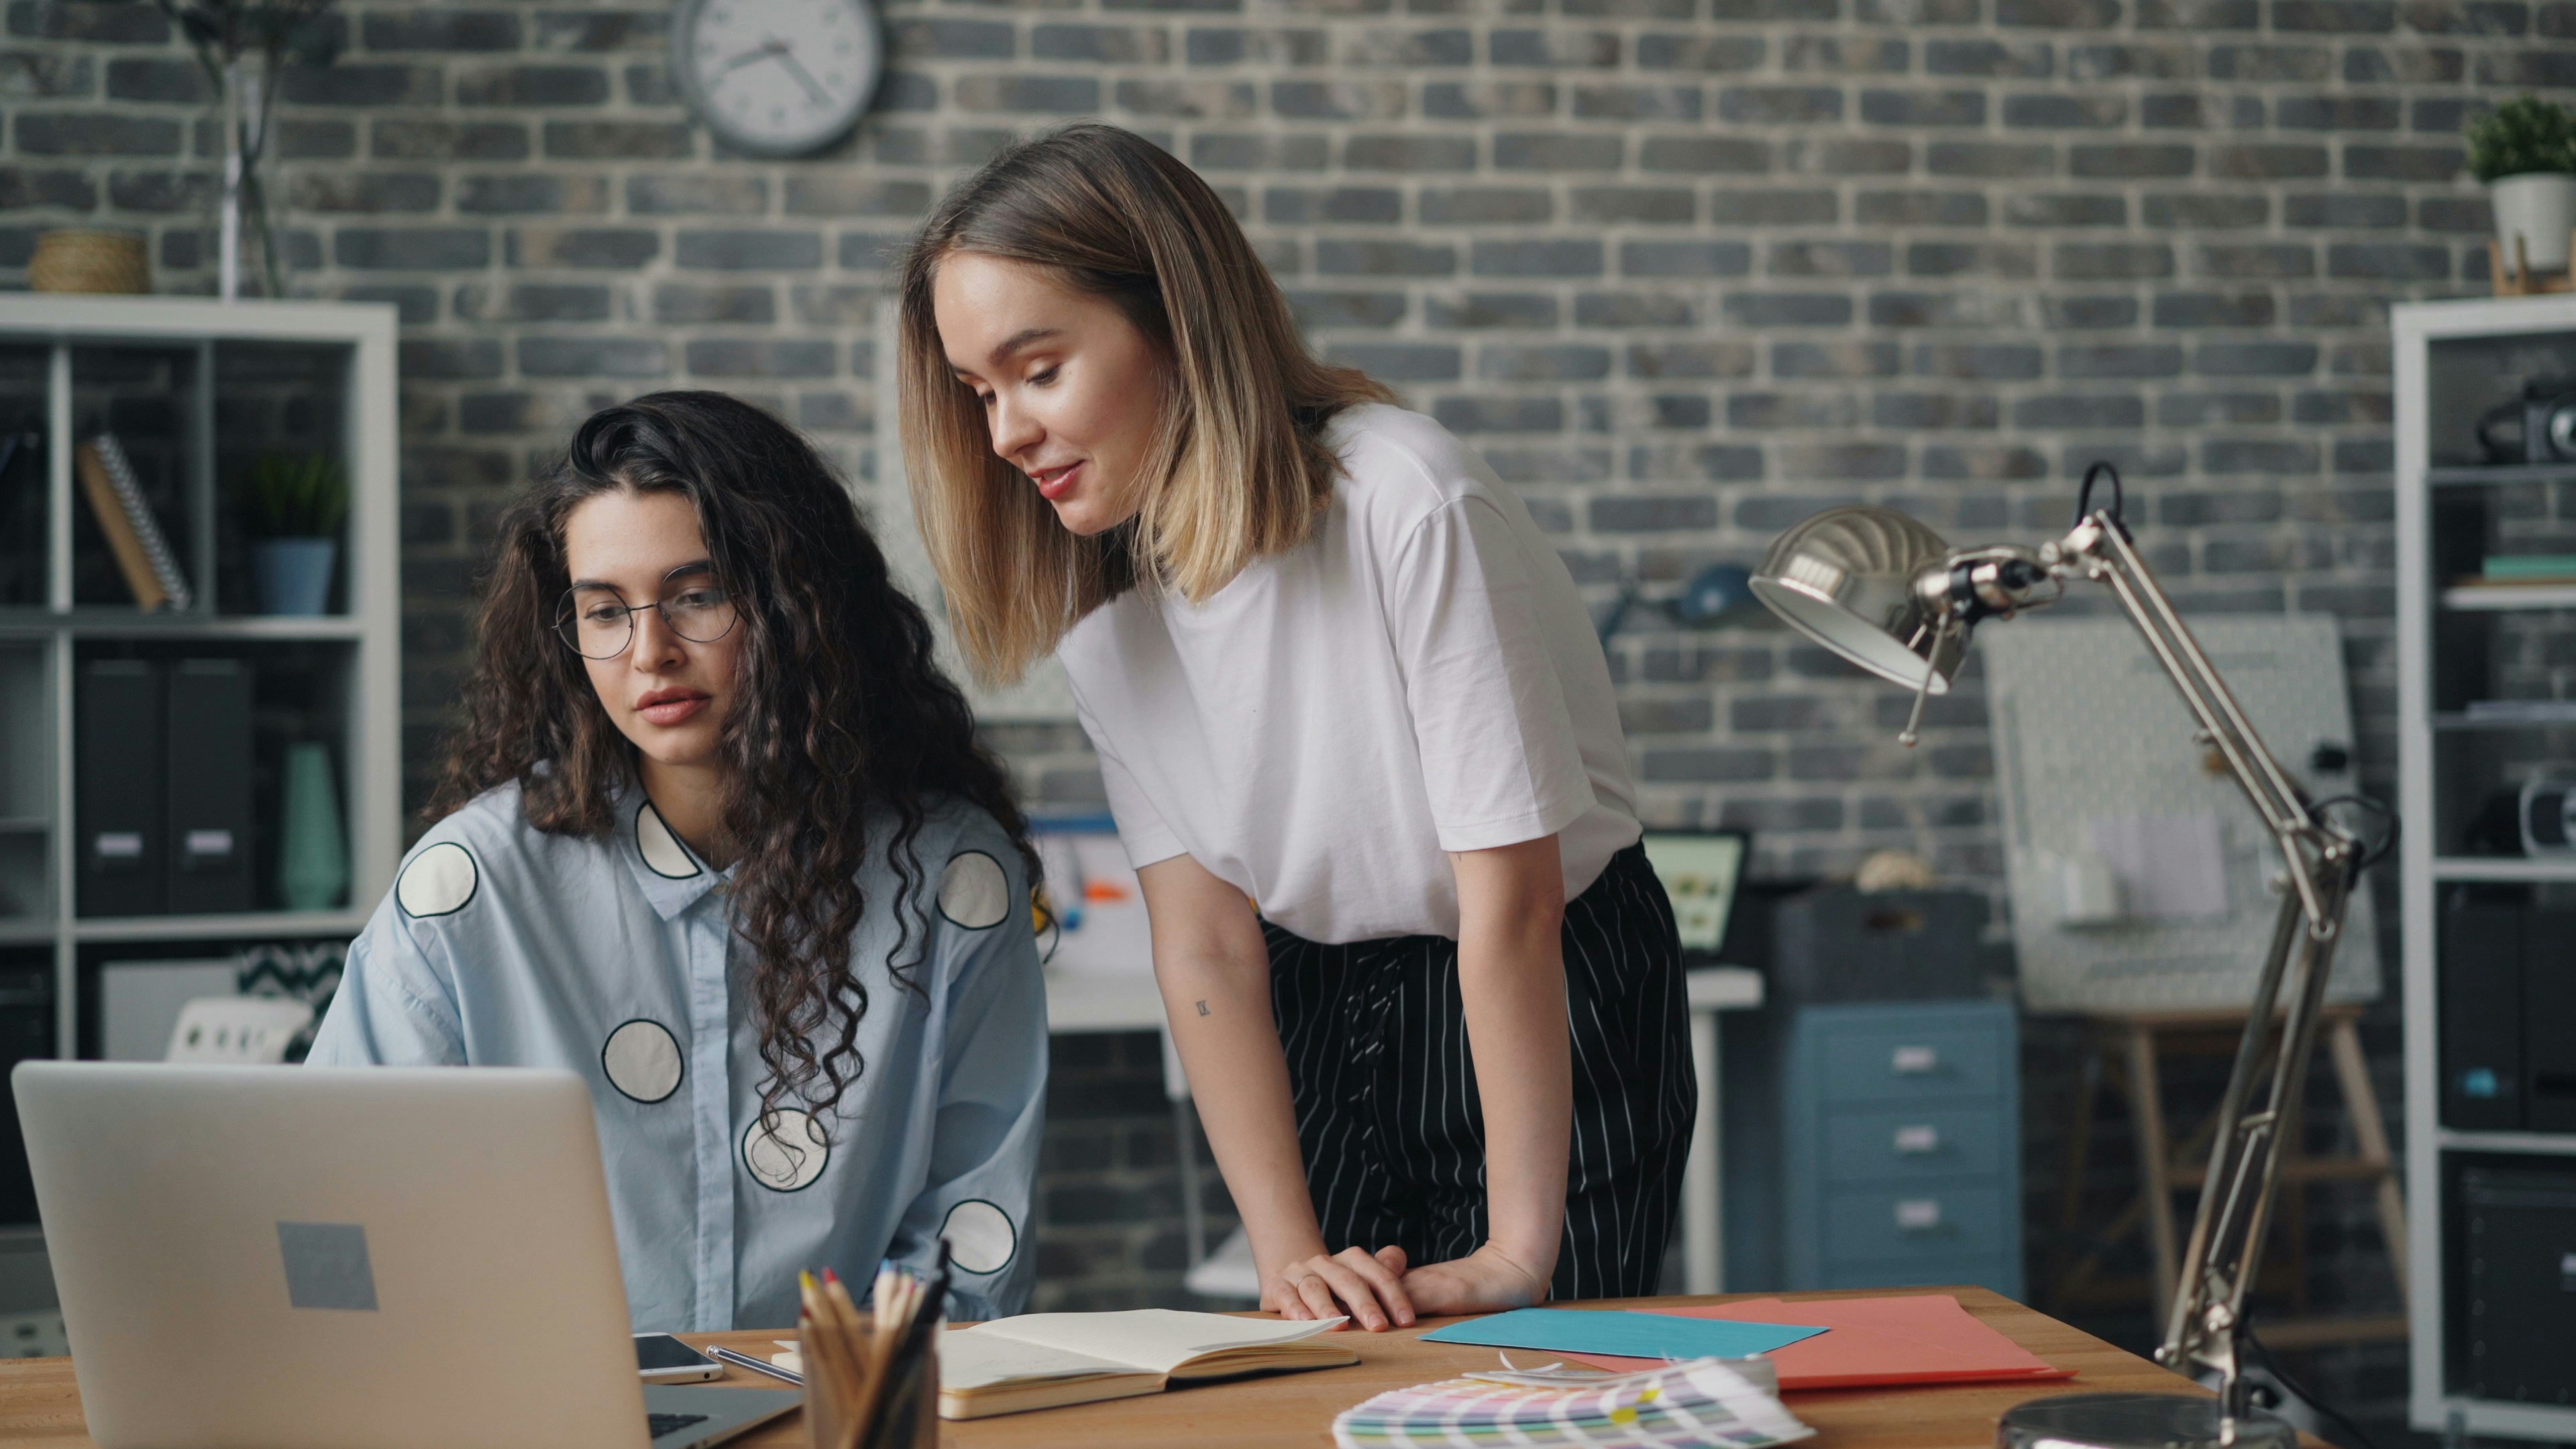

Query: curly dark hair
left=431, top=390, right=1036, bottom=1132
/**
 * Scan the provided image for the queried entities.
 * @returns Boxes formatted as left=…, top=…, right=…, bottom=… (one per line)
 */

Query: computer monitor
left=1639, top=829, right=1752, bottom=958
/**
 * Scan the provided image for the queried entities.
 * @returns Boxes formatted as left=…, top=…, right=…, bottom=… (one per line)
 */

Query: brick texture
left=5, top=0, right=2552, bottom=1393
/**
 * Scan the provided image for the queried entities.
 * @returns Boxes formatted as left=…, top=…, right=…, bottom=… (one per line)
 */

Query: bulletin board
left=1031, top=819, right=1155, bottom=977
left=1984, top=614, right=2383, bottom=1013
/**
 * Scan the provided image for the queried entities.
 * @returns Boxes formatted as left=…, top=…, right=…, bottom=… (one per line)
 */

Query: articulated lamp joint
left=1939, top=546, right=2055, bottom=626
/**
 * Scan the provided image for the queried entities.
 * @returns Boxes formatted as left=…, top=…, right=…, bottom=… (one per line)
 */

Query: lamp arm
left=2055, top=517, right=2331, bottom=904
left=2167, top=881, right=2351, bottom=1417
left=2047, top=512, right=2363, bottom=1432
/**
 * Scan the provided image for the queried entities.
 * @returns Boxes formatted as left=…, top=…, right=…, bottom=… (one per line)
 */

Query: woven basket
left=29, top=229, right=150, bottom=294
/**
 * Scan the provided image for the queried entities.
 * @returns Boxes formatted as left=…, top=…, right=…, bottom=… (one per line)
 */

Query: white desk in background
left=1044, top=964, right=1765, bottom=1299
left=1682, top=965, right=1763, bottom=1296
left=1043, top=969, right=1256, bottom=1296
left=1042, top=969, right=1167, bottom=1036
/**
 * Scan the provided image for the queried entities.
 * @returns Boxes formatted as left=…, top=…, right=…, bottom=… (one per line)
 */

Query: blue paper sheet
left=1418, top=1307, right=1829, bottom=1360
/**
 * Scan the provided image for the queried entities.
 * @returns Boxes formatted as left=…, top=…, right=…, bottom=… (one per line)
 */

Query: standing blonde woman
left=898, top=124, right=1690, bottom=1328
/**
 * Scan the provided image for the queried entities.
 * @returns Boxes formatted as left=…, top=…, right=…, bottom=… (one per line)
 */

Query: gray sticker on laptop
left=278, top=1221, right=379, bottom=1311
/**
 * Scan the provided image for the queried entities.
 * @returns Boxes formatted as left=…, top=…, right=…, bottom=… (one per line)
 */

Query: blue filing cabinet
left=1781, top=1000, right=2022, bottom=1298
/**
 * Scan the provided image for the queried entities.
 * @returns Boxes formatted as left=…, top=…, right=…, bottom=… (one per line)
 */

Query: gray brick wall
left=6, top=0, right=2562, bottom=1407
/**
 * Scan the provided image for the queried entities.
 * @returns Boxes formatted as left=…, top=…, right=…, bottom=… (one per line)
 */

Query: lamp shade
left=1750, top=506, right=1966, bottom=693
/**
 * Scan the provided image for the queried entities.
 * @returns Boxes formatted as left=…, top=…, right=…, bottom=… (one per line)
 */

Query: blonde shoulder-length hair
left=897, top=123, right=1394, bottom=685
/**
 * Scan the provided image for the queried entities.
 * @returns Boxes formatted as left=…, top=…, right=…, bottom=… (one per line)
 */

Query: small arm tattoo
left=1195, top=1000, right=1210, bottom=1016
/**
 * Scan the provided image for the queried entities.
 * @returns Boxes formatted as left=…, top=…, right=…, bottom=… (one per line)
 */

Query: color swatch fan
left=1334, top=1357, right=1815, bottom=1449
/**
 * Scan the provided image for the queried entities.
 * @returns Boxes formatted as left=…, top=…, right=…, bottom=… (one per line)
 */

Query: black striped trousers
left=1263, top=841, right=1695, bottom=1302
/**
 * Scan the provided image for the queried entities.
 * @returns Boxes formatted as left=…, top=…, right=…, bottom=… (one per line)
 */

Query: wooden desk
left=0, top=1287, right=2205, bottom=1449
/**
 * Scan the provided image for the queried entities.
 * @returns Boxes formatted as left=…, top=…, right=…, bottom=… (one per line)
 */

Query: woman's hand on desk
left=1397, top=1243, right=1550, bottom=1318
left=1265, top=1241, right=1548, bottom=1328
left=1267, top=1245, right=1415, bottom=1330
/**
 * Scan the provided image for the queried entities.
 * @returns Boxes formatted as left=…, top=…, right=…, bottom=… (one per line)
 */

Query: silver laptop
left=13, top=1062, right=800, bottom=1449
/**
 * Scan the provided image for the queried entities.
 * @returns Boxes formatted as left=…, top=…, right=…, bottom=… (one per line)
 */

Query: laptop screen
left=1638, top=831, right=1750, bottom=955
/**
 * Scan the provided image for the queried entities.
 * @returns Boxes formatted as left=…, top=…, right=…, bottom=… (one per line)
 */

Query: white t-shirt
left=1057, top=404, right=1642, bottom=945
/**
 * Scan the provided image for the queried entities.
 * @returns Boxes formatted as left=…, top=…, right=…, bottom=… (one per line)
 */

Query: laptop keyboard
left=647, top=1411, right=711, bottom=1440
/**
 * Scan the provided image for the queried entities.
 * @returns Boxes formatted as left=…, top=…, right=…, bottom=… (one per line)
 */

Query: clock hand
left=712, top=40, right=782, bottom=78
left=765, top=40, right=835, bottom=106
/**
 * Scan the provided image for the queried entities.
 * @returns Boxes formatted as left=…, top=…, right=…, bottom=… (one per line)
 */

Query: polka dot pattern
left=635, top=802, right=700, bottom=879
left=742, top=1109, right=829, bottom=1193
left=938, top=851, right=1010, bottom=931
left=941, top=1199, right=1018, bottom=1276
left=395, top=842, right=478, bottom=918
left=600, top=1020, right=683, bottom=1104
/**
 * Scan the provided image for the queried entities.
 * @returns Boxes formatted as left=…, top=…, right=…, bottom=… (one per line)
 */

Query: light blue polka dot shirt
left=307, top=777, right=1047, bottom=1331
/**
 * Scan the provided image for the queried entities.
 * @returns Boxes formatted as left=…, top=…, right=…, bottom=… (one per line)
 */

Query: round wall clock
left=671, top=0, right=881, bottom=158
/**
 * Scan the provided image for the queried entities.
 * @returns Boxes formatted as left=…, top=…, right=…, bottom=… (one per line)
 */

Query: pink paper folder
left=1558, top=1293, right=2078, bottom=1391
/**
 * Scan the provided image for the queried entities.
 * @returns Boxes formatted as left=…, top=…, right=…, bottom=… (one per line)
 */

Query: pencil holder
left=800, top=1324, right=938, bottom=1449
left=798, top=1320, right=854, bottom=1449
left=873, top=1343, right=939, bottom=1449
left=800, top=1253, right=950, bottom=1449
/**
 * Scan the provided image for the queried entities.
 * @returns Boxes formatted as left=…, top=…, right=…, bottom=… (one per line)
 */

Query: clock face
left=674, top=0, right=881, bottom=157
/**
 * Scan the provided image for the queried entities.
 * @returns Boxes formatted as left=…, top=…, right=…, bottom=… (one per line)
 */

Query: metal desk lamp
left=1750, top=465, right=2382, bottom=1449
left=1596, top=562, right=1760, bottom=646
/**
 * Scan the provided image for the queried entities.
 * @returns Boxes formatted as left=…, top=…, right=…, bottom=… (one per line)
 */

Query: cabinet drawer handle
left=1893, top=1124, right=1941, bottom=1154
left=1892, top=1044, right=1939, bottom=1074
left=1895, top=1199, right=1943, bottom=1232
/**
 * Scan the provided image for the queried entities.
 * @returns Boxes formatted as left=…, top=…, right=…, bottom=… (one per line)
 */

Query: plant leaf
left=2467, top=94, right=2576, bottom=182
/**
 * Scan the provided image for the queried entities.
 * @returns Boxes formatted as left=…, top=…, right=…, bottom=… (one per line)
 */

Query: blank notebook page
left=936, top=1333, right=1132, bottom=1391
left=945, top=1309, right=1344, bottom=1378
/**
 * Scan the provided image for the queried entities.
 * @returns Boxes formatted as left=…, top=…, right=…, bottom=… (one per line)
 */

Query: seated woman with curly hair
left=309, top=391, right=1046, bottom=1330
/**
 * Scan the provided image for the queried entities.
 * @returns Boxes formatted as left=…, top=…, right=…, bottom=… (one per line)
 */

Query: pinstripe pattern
left=1264, top=843, right=1694, bottom=1301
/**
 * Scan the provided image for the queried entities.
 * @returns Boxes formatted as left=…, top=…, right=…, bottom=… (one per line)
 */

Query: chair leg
left=2051, top=1038, right=2103, bottom=1304
left=2059, top=1041, right=2101, bottom=1232
left=2123, top=1023, right=2180, bottom=1332
left=2326, top=1014, right=2410, bottom=1305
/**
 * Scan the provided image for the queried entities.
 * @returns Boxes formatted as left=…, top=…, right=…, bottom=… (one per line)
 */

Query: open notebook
left=936, top=1309, right=1358, bottom=1419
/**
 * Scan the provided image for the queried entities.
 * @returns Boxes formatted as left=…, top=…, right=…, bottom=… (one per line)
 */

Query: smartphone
left=634, top=1333, right=724, bottom=1383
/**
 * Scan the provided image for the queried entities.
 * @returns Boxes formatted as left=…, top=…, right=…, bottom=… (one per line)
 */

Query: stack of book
left=2487, top=554, right=2576, bottom=580
left=75, top=433, right=191, bottom=610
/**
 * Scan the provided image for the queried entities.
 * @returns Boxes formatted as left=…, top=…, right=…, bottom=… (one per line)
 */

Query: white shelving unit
left=2438, top=584, right=2576, bottom=612
left=2395, top=294, right=2576, bottom=1445
left=0, top=296, right=400, bottom=1078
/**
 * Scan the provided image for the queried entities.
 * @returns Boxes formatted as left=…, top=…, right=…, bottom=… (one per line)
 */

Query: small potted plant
left=2468, top=95, right=2576, bottom=278
left=239, top=451, right=346, bottom=615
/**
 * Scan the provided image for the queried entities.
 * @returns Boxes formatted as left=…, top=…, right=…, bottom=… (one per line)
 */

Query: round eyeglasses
left=553, top=584, right=741, bottom=659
